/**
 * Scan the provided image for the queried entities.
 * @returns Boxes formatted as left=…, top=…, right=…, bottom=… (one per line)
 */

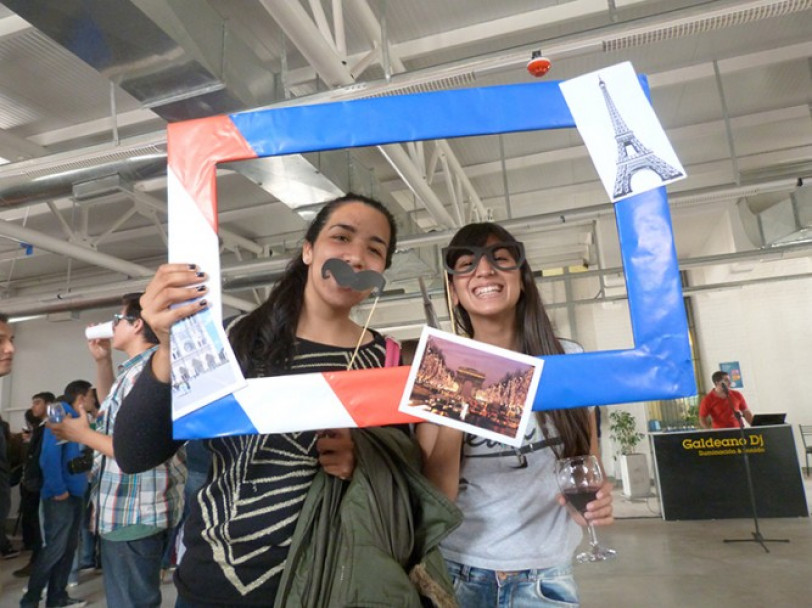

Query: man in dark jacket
left=0, top=313, right=18, bottom=560
left=13, top=392, right=55, bottom=578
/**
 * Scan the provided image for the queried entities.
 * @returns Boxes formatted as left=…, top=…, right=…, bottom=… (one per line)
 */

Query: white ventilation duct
left=756, top=182, right=812, bottom=246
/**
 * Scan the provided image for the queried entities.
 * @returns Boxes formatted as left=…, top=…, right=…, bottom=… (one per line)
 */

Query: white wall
left=1, top=307, right=126, bottom=432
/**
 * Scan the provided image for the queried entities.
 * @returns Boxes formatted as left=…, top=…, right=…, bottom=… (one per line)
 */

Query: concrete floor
left=2, top=484, right=809, bottom=608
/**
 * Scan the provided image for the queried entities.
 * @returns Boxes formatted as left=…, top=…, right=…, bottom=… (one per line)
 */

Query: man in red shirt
left=699, top=371, right=754, bottom=429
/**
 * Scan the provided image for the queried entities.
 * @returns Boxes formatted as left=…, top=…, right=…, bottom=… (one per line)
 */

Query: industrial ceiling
left=0, top=0, right=810, bottom=329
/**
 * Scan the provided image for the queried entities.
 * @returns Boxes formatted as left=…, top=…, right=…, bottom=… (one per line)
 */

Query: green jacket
left=274, top=427, right=461, bottom=608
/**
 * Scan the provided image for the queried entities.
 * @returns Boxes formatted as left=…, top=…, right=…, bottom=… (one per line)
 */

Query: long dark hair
left=445, top=222, right=591, bottom=458
left=229, top=193, right=397, bottom=376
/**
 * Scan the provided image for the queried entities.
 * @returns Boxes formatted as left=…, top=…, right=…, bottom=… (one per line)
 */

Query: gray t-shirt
left=441, top=415, right=583, bottom=570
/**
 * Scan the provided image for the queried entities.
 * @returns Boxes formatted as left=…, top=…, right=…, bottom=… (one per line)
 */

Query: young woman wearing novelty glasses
left=418, top=222, right=614, bottom=608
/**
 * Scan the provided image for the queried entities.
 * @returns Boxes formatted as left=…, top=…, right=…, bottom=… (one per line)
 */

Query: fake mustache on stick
left=321, top=258, right=387, bottom=295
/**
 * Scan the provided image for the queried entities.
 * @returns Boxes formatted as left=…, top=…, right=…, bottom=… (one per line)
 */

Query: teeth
left=474, top=285, right=501, bottom=296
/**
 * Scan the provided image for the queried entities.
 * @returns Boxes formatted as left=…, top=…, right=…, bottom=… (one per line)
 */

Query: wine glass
left=47, top=402, right=66, bottom=423
left=47, top=402, right=68, bottom=444
left=555, top=455, right=616, bottom=563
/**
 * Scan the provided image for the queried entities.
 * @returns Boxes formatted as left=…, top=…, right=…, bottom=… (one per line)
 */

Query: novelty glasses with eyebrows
left=442, top=241, right=526, bottom=275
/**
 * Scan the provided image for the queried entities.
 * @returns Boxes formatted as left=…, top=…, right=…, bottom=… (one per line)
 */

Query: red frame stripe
left=322, top=367, right=421, bottom=427
left=167, top=116, right=257, bottom=232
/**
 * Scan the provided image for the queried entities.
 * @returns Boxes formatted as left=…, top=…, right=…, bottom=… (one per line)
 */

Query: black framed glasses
left=442, top=242, right=526, bottom=275
left=112, top=313, right=136, bottom=327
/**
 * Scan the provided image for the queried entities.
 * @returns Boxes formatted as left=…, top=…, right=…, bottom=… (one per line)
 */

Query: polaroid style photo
left=559, top=61, right=685, bottom=203
left=399, top=326, right=543, bottom=447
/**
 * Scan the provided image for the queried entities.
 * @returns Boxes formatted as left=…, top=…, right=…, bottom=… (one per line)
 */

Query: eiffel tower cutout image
left=599, top=77, right=683, bottom=198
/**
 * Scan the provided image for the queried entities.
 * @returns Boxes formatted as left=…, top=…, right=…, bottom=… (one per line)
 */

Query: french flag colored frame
left=168, top=78, right=696, bottom=439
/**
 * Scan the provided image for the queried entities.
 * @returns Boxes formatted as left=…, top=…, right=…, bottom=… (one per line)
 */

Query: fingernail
left=188, top=264, right=197, bottom=270
left=198, top=299, right=208, bottom=307
left=196, top=285, right=206, bottom=292
left=196, top=271, right=205, bottom=278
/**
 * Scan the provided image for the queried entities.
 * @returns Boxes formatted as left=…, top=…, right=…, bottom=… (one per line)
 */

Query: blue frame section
left=180, top=77, right=694, bottom=438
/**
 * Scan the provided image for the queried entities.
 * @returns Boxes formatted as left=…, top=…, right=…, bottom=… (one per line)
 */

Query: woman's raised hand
left=140, top=263, right=208, bottom=382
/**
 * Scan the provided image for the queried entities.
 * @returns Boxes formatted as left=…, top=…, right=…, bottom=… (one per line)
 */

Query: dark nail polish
left=196, top=271, right=205, bottom=278
left=198, top=299, right=207, bottom=307
left=188, top=264, right=197, bottom=270
left=196, top=285, right=206, bottom=292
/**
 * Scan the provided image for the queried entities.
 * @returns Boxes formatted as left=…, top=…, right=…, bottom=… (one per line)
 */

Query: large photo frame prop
left=168, top=77, right=696, bottom=439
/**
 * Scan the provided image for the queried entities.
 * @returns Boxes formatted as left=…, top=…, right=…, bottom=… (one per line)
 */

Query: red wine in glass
left=563, top=486, right=600, bottom=515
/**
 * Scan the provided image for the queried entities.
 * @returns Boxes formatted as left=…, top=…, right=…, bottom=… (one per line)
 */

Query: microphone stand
left=722, top=389, right=789, bottom=552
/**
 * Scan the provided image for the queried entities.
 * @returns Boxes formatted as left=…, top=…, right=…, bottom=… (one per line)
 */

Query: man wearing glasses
left=49, top=294, right=185, bottom=608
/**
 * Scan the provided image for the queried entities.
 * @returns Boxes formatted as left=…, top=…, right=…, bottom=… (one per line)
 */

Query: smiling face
left=0, top=320, right=15, bottom=377
left=449, top=235, right=523, bottom=328
left=301, top=200, right=392, bottom=314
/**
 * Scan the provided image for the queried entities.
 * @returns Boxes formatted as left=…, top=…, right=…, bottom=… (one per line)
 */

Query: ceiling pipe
left=0, top=218, right=153, bottom=278
left=0, top=134, right=168, bottom=208
left=0, top=201, right=606, bottom=316
left=347, top=0, right=487, bottom=220
left=259, top=0, right=355, bottom=87
left=261, top=0, right=459, bottom=229
left=6, top=202, right=811, bottom=319
left=0, top=217, right=255, bottom=313
left=377, top=144, right=458, bottom=228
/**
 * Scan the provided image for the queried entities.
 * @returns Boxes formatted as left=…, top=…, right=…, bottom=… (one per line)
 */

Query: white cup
left=85, top=321, right=114, bottom=341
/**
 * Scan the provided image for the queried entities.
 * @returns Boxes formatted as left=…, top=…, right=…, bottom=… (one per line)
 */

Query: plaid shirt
left=91, top=346, right=186, bottom=536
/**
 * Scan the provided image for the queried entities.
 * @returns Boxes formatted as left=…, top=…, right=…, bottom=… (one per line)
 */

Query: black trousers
left=19, top=485, right=42, bottom=554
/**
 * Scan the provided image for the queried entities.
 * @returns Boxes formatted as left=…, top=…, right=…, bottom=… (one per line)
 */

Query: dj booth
left=650, top=424, right=808, bottom=520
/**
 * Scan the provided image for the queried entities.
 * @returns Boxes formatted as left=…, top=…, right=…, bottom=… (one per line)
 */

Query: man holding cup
left=49, top=294, right=185, bottom=608
left=21, top=380, right=92, bottom=608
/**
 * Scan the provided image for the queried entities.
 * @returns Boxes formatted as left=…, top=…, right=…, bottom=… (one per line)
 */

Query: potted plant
left=608, top=410, right=649, bottom=498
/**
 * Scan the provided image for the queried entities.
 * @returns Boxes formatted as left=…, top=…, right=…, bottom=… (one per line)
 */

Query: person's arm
left=415, top=423, right=463, bottom=501
left=88, top=337, right=115, bottom=403
left=738, top=394, right=754, bottom=425
left=698, top=395, right=712, bottom=429
left=113, top=358, right=183, bottom=473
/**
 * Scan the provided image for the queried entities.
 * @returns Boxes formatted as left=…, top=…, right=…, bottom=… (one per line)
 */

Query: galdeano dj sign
left=682, top=434, right=765, bottom=457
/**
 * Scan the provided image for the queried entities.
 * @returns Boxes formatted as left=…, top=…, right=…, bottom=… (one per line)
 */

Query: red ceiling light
left=527, top=50, right=551, bottom=77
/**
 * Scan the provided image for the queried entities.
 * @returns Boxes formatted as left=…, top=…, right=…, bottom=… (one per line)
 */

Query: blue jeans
left=21, top=495, right=83, bottom=608
left=445, top=559, right=580, bottom=608
left=78, top=485, right=98, bottom=567
left=100, top=530, right=168, bottom=608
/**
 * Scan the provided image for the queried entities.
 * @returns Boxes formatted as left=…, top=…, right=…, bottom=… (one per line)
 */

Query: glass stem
left=587, top=523, right=600, bottom=551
